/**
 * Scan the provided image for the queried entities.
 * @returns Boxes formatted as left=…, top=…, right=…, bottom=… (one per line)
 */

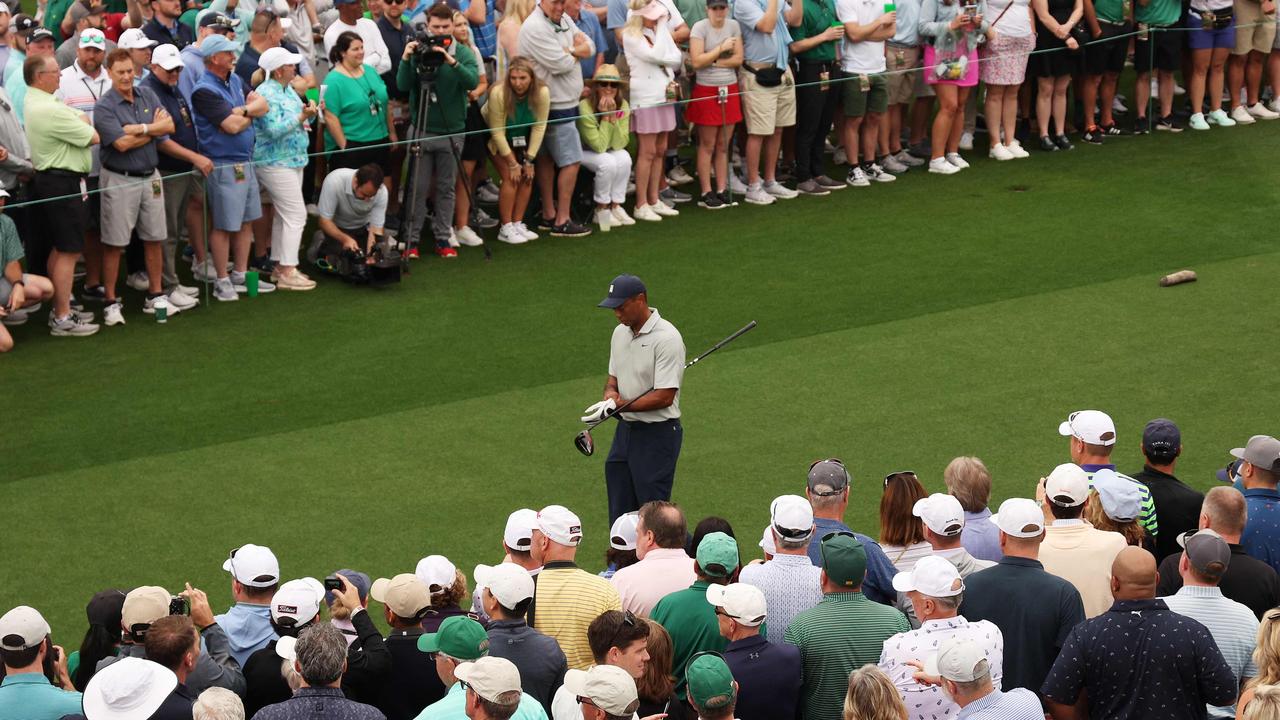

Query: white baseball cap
left=83, top=657, right=178, bottom=720
left=563, top=665, right=640, bottom=717
left=1058, top=410, right=1117, bottom=446
left=610, top=513, right=640, bottom=551
left=705, top=583, right=766, bottom=626
left=415, top=555, right=458, bottom=594
left=271, top=578, right=325, bottom=627
left=989, top=498, right=1045, bottom=538
left=504, top=508, right=538, bottom=552
left=536, top=505, right=583, bottom=547
left=1090, top=469, right=1141, bottom=522
left=912, top=493, right=965, bottom=537
left=118, top=28, right=157, bottom=49
left=370, top=573, right=433, bottom=618
left=79, top=28, right=107, bottom=50
left=770, top=495, right=814, bottom=540
left=474, top=563, right=535, bottom=609
left=924, top=636, right=990, bottom=683
left=891, top=555, right=965, bottom=597
left=0, top=606, right=50, bottom=651
left=455, top=656, right=523, bottom=704
left=1044, top=463, right=1090, bottom=507
left=223, top=544, right=281, bottom=587
left=275, top=635, right=298, bottom=660
left=0, top=3, right=10, bottom=13
left=258, top=45, right=303, bottom=73
left=758, top=525, right=776, bottom=555
left=151, top=43, right=184, bottom=70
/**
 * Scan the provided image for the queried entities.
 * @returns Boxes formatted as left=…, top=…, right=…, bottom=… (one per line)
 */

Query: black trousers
left=604, top=418, right=683, bottom=524
left=793, top=61, right=842, bottom=182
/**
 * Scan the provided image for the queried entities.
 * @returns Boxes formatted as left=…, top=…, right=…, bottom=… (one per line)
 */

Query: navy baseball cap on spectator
left=598, top=274, right=646, bottom=308
left=1142, top=419, right=1181, bottom=456
left=1217, top=459, right=1243, bottom=483
left=326, top=569, right=371, bottom=605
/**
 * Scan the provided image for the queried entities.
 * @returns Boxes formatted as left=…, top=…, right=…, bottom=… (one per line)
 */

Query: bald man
left=1041, top=547, right=1237, bottom=720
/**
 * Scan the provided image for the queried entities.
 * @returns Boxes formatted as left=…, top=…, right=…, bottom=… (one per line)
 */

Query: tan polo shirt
left=608, top=307, right=685, bottom=422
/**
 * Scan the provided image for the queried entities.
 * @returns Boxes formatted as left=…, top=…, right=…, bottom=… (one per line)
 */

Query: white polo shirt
left=607, top=307, right=685, bottom=423
left=837, top=0, right=888, bottom=74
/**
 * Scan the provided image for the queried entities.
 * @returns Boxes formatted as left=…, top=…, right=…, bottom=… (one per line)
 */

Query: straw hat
left=589, top=64, right=625, bottom=85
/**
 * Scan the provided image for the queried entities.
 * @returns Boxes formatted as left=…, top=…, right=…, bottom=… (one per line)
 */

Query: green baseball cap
left=417, top=616, right=490, bottom=660
left=820, top=532, right=867, bottom=588
left=686, top=652, right=736, bottom=710
left=696, top=532, right=739, bottom=578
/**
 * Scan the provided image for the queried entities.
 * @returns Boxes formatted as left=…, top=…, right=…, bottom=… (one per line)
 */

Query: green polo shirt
left=0, top=672, right=84, bottom=720
left=650, top=580, right=728, bottom=694
left=1093, top=0, right=1126, bottom=24
left=25, top=87, right=95, bottom=174
left=791, top=0, right=839, bottom=62
left=783, top=592, right=910, bottom=720
left=1136, top=0, right=1178, bottom=28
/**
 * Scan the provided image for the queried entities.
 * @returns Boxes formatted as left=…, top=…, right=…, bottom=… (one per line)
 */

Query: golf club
left=574, top=320, right=757, bottom=456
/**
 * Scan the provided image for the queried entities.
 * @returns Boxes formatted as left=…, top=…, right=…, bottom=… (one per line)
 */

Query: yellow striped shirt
left=532, top=562, right=622, bottom=669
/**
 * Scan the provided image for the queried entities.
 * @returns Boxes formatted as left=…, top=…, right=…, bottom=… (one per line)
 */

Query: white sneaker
left=171, top=283, right=200, bottom=298
left=989, top=144, right=1015, bottom=161
left=1247, top=102, right=1280, bottom=120
left=744, top=183, right=775, bottom=205
left=447, top=228, right=461, bottom=248
left=126, top=271, right=150, bottom=292
left=652, top=202, right=680, bottom=217
left=229, top=271, right=275, bottom=294
left=634, top=205, right=663, bottom=221
left=214, top=278, right=238, bottom=302
left=666, top=166, right=695, bottom=185
left=144, top=294, right=183, bottom=316
left=1150, top=77, right=1160, bottom=97
left=305, top=203, right=320, bottom=216
left=476, top=182, right=500, bottom=204
left=763, top=180, right=798, bottom=198
left=594, top=208, right=614, bottom=232
left=1174, top=83, right=1186, bottom=95
left=610, top=206, right=635, bottom=226
left=192, top=257, right=218, bottom=282
left=929, top=157, right=960, bottom=174
left=945, top=152, right=970, bottom=169
left=959, top=132, right=974, bottom=151
left=845, top=166, right=870, bottom=187
left=516, top=222, right=538, bottom=241
left=497, top=223, right=528, bottom=244
left=455, top=226, right=484, bottom=246
left=1270, top=98, right=1280, bottom=114
left=1208, top=109, right=1236, bottom=127
left=1112, top=96, right=1128, bottom=114
left=1, top=308, right=27, bottom=326
left=833, top=147, right=848, bottom=165
left=1230, top=105, right=1256, bottom=125
left=865, top=164, right=896, bottom=183
left=894, top=150, right=926, bottom=167
left=1189, top=112, right=1210, bottom=130
left=729, top=174, right=749, bottom=194
left=880, top=154, right=909, bottom=173
left=104, top=301, right=125, bottom=326
left=1007, top=141, right=1030, bottom=159
left=166, top=289, right=198, bottom=310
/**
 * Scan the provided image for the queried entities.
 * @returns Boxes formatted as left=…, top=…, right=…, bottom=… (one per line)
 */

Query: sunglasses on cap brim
left=883, top=470, right=918, bottom=488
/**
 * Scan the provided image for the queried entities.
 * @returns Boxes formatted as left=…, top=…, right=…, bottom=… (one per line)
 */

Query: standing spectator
left=1085, top=469, right=1149, bottom=548
left=142, top=0, right=195, bottom=48
left=549, top=610, right=652, bottom=720
left=1160, top=528, right=1259, bottom=719
left=530, top=505, right=623, bottom=670
left=979, top=0, right=1033, bottom=158
left=376, top=0, right=412, bottom=219
left=1077, top=0, right=1128, bottom=143
left=738, top=495, right=823, bottom=639
left=1058, top=410, right=1158, bottom=540
left=733, top=0, right=801, bottom=205
left=93, top=47, right=175, bottom=326
left=193, top=688, right=246, bottom=720
left=787, top=0, right=845, bottom=195
left=453, top=657, right=527, bottom=720
left=234, top=11, right=307, bottom=87
left=519, top=0, right=594, bottom=236
left=684, top=653, right=740, bottom=720
left=68, top=589, right=127, bottom=691
left=880, top=556, right=1004, bottom=720
left=1157, top=488, right=1280, bottom=620
left=1030, top=0, right=1081, bottom=149
left=944, top=457, right=1002, bottom=562
left=415, top=556, right=471, bottom=633
left=368, top=573, right=443, bottom=720
left=144, top=616, right=202, bottom=720
left=1224, top=0, right=1278, bottom=125
left=323, top=31, right=394, bottom=171
left=324, top=0, right=392, bottom=73
left=787, top=532, right=910, bottom=720
left=842, top=666, right=910, bottom=720
left=880, top=470, right=932, bottom=573
left=57, top=4, right=115, bottom=70
left=395, top=4, right=478, bottom=258
left=804, top=459, right=899, bottom=605
left=563, top=664, right=643, bottom=720
left=1131, top=0, right=1182, bottom=131
left=610, top=500, right=696, bottom=617
left=449, top=11, right=495, bottom=250
left=5, top=20, right=46, bottom=124
left=636, top=620, right=692, bottom=720
left=118, top=29, right=157, bottom=84
left=242, top=579, right=326, bottom=717
left=215, top=543, right=280, bottom=669
left=1185, top=0, right=1238, bottom=129
left=0, top=193, right=54, bottom=351
left=604, top=513, right=641, bottom=578
left=567, top=0, right=607, bottom=79
left=914, top=492, right=995, bottom=576
left=1240, top=612, right=1280, bottom=717
left=254, top=623, right=387, bottom=720
left=58, top=27, right=109, bottom=301
left=712, top=583, right=802, bottom=720
left=622, top=0, right=681, bottom=223
left=960, top=498, right=1086, bottom=696
left=914, top=637, right=1043, bottom=720
left=482, top=55, right=546, bottom=245
left=838, top=0, right=897, bottom=185
left=179, top=14, right=238, bottom=105
left=497, top=0, right=535, bottom=76
left=459, top=0, right=498, bottom=67
left=577, top=63, right=632, bottom=232
left=650, top=532, right=738, bottom=693
left=81, top=656, right=177, bottom=719
left=1040, top=547, right=1238, bottom=719
left=0, top=605, right=82, bottom=720
left=1037, top=462, right=1129, bottom=617
left=190, top=33, right=273, bottom=301
left=877, top=0, right=926, bottom=171
left=476, top=563, right=567, bottom=715
left=325, top=572, right=393, bottom=706
left=418, top=617, right=546, bottom=720
left=686, top=0, right=743, bottom=208
left=918, top=0, right=985, bottom=174
left=1235, top=435, right=1280, bottom=572
left=1133, top=419, right=1204, bottom=561
left=23, top=52, right=100, bottom=336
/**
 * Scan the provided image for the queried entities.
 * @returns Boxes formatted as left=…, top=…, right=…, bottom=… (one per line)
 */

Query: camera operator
left=395, top=3, right=479, bottom=259
left=309, top=163, right=388, bottom=272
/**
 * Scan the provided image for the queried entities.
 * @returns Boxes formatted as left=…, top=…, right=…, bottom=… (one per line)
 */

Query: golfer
left=583, top=274, right=687, bottom=523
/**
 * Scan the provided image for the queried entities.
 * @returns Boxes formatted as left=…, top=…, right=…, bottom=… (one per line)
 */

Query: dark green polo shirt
left=649, top=580, right=728, bottom=694
left=791, top=0, right=839, bottom=63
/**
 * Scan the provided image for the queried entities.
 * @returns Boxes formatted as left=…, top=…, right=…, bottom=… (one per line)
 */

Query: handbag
left=744, top=65, right=785, bottom=87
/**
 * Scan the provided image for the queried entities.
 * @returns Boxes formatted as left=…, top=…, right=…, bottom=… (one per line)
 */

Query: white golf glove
left=581, top=398, right=617, bottom=424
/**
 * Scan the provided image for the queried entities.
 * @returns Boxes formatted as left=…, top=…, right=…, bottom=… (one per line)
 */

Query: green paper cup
left=246, top=271, right=259, bottom=297
left=884, top=2, right=896, bottom=11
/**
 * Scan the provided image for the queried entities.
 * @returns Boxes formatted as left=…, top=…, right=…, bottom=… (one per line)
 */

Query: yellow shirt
left=532, top=563, right=622, bottom=670
left=25, top=87, right=95, bottom=173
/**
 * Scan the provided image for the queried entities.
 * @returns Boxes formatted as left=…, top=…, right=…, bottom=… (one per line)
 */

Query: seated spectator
left=453, top=656, right=526, bottom=720
left=1132, top=418, right=1203, bottom=561
left=254, top=623, right=386, bottom=720
left=323, top=30, right=394, bottom=172
left=804, top=459, right=898, bottom=604
left=144, top=616, right=202, bottom=720
left=81, top=656, right=176, bottom=719
left=651, top=532, right=739, bottom=694
left=416, top=555, right=475, bottom=632
left=1240, top=614, right=1280, bottom=718
left=686, top=0, right=743, bottom=208
left=193, top=687, right=246, bottom=720
left=0, top=605, right=82, bottom=720
left=0, top=189, right=55, bottom=352
left=550, top=610, right=651, bottom=720
left=843, top=665, right=909, bottom=720
left=577, top=63, right=633, bottom=231
left=101, top=585, right=245, bottom=696
left=68, top=589, right=128, bottom=691
left=309, top=163, right=388, bottom=270
left=477, top=563, right=567, bottom=715
left=880, top=471, right=932, bottom=573
left=1085, top=469, right=1149, bottom=548
left=711, top=583, right=801, bottom=720
left=1037, top=462, right=1128, bottom=617
left=684, top=652, right=738, bottom=720
left=216, top=542, right=280, bottom=668
left=912, top=637, right=1042, bottom=719
left=482, top=55, right=547, bottom=245
left=636, top=619, right=693, bottom=720
left=243, top=578, right=326, bottom=718
left=610, top=500, right=696, bottom=616
left=943, top=456, right=1001, bottom=562
left=738, top=495, right=822, bottom=638
left=565, top=664, right=642, bottom=720
left=369, top=573, right=445, bottom=720
left=1041, top=547, right=1237, bottom=719
left=417, top=616, right=546, bottom=720
left=603, top=512, right=641, bottom=578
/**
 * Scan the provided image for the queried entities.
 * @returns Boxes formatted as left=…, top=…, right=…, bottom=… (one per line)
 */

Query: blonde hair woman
left=482, top=56, right=549, bottom=244
left=622, top=0, right=682, bottom=222
left=497, top=0, right=537, bottom=78
left=844, top=665, right=908, bottom=720
left=1239, top=611, right=1280, bottom=718
left=1243, top=686, right=1280, bottom=720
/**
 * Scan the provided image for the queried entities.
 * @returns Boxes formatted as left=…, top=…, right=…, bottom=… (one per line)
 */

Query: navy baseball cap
left=598, top=274, right=646, bottom=309
left=1142, top=418, right=1180, bottom=455
left=326, top=569, right=371, bottom=604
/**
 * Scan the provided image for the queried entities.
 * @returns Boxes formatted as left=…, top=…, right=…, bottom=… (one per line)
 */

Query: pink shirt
left=609, top=548, right=697, bottom=616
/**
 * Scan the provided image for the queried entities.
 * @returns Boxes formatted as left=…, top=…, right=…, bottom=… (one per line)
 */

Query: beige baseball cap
left=0, top=606, right=50, bottom=651
left=122, top=587, right=171, bottom=633
left=370, top=574, right=433, bottom=619
left=454, top=656, right=523, bottom=703
left=563, top=665, right=639, bottom=717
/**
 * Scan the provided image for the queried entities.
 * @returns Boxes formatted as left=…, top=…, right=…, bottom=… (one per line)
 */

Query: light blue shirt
left=889, top=0, right=921, bottom=45
left=178, top=43, right=206, bottom=105
left=1161, top=585, right=1260, bottom=719
left=739, top=553, right=822, bottom=643
left=0, top=672, right=84, bottom=720
left=956, top=688, right=1044, bottom=719
left=961, top=508, right=1003, bottom=563
left=5, top=50, right=25, bottom=125
left=733, top=0, right=793, bottom=68
left=213, top=602, right=276, bottom=668
left=413, top=680, right=550, bottom=720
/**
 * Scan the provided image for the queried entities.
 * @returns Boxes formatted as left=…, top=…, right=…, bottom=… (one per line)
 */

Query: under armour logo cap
left=598, top=274, right=646, bottom=308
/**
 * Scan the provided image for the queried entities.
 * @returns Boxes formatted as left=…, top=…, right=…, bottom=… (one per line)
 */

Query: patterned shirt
left=1242, top=487, right=1280, bottom=574
left=955, top=689, right=1044, bottom=720
left=880, top=616, right=1004, bottom=720
left=252, top=79, right=310, bottom=168
left=1041, top=598, right=1238, bottom=720
left=738, top=553, right=823, bottom=643
left=805, top=518, right=897, bottom=605
left=531, top=561, right=622, bottom=670
left=1082, top=464, right=1158, bottom=539
left=1161, top=586, right=1259, bottom=719
left=253, top=687, right=386, bottom=720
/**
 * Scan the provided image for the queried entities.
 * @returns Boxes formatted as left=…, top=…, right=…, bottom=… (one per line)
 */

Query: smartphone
left=324, top=576, right=344, bottom=593
left=169, top=596, right=190, bottom=616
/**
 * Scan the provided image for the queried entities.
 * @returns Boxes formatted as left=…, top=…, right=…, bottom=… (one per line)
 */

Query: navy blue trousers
left=604, top=418, right=683, bottom=524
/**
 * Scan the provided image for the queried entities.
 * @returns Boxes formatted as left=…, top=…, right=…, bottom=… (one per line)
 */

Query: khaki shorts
left=885, top=45, right=921, bottom=105
left=100, top=168, right=167, bottom=248
left=739, top=67, right=797, bottom=135
left=1233, top=0, right=1277, bottom=54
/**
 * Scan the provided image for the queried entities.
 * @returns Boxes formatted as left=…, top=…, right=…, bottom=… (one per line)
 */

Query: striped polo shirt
left=1160, top=585, right=1259, bottom=719
left=531, top=561, right=622, bottom=670
left=784, top=591, right=911, bottom=720
left=1082, top=464, right=1159, bottom=538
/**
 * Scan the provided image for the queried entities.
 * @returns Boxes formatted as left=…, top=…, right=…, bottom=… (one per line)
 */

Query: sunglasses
left=883, top=470, right=918, bottom=488
left=596, top=81, right=619, bottom=87
left=605, top=610, right=638, bottom=652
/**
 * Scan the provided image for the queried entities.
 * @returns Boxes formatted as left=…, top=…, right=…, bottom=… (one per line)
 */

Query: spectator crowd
left=1, top=0, right=1279, bottom=350
left=5, top=412, right=1280, bottom=720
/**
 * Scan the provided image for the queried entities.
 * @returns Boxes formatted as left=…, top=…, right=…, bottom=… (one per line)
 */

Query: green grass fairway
left=4, top=125, right=1280, bottom=642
